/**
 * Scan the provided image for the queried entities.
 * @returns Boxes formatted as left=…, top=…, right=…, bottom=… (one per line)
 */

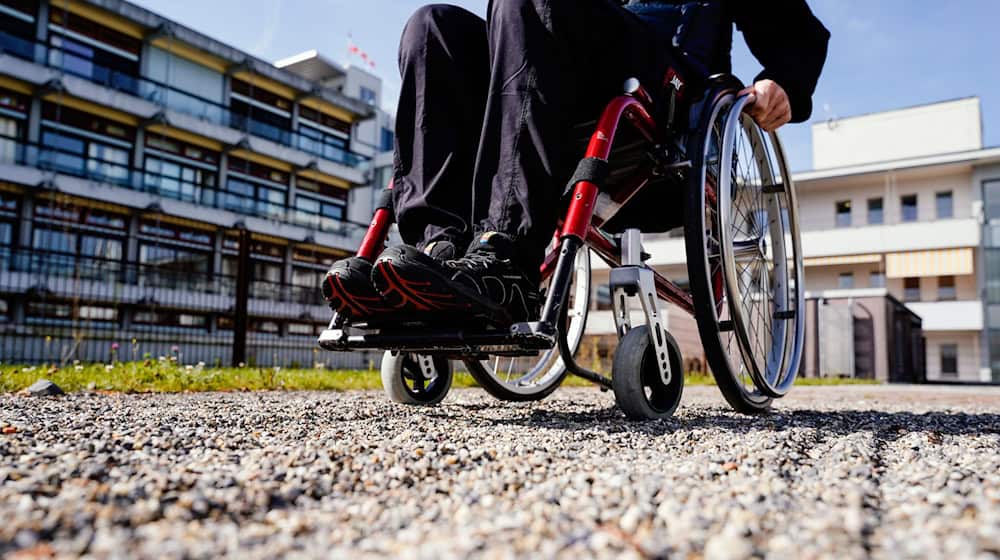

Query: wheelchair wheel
left=685, top=89, right=804, bottom=413
left=464, top=247, right=591, bottom=401
left=612, top=325, right=685, bottom=420
left=717, top=98, right=805, bottom=398
left=381, top=351, right=453, bottom=406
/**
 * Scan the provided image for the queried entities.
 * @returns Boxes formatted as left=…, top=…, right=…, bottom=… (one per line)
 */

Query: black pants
left=393, top=0, right=672, bottom=271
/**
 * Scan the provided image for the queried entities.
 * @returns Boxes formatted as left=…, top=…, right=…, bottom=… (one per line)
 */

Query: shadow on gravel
left=436, top=404, right=1000, bottom=440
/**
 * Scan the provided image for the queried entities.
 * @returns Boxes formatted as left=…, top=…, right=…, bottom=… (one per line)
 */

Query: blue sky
left=132, top=0, right=999, bottom=172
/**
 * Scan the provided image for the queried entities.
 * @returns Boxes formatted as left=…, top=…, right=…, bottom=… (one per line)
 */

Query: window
left=251, top=319, right=280, bottom=333
left=143, top=156, right=216, bottom=205
left=937, top=275, right=956, bottom=301
left=940, top=344, right=958, bottom=377
left=288, top=323, right=319, bottom=336
left=360, top=86, right=377, bottom=106
left=0, top=115, right=21, bottom=164
left=46, top=17, right=141, bottom=95
left=298, top=106, right=351, bottom=134
left=223, top=175, right=287, bottom=220
left=838, top=273, right=854, bottom=290
left=0, top=9, right=36, bottom=61
left=867, top=198, right=884, bottom=225
left=38, top=106, right=134, bottom=185
left=985, top=180, right=1000, bottom=224
left=138, top=220, right=212, bottom=246
left=26, top=301, right=73, bottom=323
left=935, top=191, right=954, bottom=219
left=139, top=244, right=210, bottom=289
left=901, top=194, right=918, bottom=222
left=134, top=310, right=208, bottom=329
left=595, top=284, right=612, bottom=311
left=835, top=200, right=851, bottom=227
left=296, top=124, right=358, bottom=165
left=903, top=277, right=921, bottom=301
left=870, top=271, right=886, bottom=289
left=79, top=305, right=118, bottom=322
left=294, top=194, right=345, bottom=226
left=380, top=127, right=394, bottom=152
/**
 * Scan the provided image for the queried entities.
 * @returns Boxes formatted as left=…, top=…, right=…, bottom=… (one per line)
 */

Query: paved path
left=1, top=385, right=998, bottom=559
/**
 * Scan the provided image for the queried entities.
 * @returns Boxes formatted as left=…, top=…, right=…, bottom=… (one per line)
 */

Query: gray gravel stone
left=24, top=379, right=64, bottom=397
left=0, top=385, right=998, bottom=559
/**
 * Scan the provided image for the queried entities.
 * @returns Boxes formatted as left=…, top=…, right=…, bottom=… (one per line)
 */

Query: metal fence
left=0, top=236, right=378, bottom=368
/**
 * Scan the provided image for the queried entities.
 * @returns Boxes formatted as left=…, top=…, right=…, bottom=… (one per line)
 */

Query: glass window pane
left=835, top=201, right=851, bottom=227
left=985, top=180, right=1000, bottom=221
left=940, top=344, right=958, bottom=376
left=867, top=198, right=883, bottom=225
left=901, top=195, right=918, bottom=222
left=903, top=277, right=921, bottom=301
left=936, top=191, right=953, bottom=219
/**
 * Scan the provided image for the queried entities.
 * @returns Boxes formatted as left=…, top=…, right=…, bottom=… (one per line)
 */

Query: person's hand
left=740, top=79, right=792, bottom=132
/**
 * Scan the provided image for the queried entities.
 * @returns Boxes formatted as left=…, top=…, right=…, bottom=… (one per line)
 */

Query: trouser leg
left=474, top=0, right=672, bottom=271
left=393, top=4, right=489, bottom=250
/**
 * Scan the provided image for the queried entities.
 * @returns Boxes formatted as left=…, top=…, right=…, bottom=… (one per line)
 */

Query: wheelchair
left=319, top=67, right=806, bottom=419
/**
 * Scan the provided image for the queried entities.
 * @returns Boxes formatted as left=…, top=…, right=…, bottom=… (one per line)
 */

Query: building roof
left=275, top=50, right=346, bottom=83
left=794, top=145, right=1000, bottom=184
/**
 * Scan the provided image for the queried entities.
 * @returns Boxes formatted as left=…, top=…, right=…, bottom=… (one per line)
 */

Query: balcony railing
left=0, top=134, right=370, bottom=241
left=2, top=40, right=372, bottom=169
left=0, top=246, right=328, bottom=307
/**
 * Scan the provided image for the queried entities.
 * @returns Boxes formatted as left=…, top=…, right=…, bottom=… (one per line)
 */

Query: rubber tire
left=463, top=359, right=569, bottom=402
left=381, top=352, right=453, bottom=406
left=684, top=88, right=773, bottom=415
left=612, top=326, right=685, bottom=420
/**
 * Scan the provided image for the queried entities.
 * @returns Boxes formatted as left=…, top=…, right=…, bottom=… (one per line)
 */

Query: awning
left=804, top=254, right=882, bottom=267
left=886, top=248, right=974, bottom=278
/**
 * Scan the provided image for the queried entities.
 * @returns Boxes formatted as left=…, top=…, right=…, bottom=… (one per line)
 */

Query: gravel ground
left=1, top=384, right=999, bottom=559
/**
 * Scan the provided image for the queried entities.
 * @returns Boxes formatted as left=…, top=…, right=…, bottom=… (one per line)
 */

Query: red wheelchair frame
left=321, top=68, right=732, bottom=389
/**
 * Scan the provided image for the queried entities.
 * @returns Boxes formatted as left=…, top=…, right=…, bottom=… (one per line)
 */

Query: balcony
left=0, top=39, right=372, bottom=170
left=0, top=247, right=328, bottom=311
left=0, top=135, right=370, bottom=240
left=904, top=300, right=983, bottom=331
left=801, top=219, right=980, bottom=259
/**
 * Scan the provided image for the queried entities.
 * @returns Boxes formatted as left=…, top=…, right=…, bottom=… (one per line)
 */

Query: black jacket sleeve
left=730, top=0, right=830, bottom=123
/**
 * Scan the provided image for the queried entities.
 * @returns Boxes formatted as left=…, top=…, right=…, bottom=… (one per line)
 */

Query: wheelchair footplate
left=318, top=316, right=557, bottom=358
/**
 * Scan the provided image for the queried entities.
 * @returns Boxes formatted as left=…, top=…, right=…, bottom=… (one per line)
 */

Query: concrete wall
left=796, top=166, right=976, bottom=233
left=924, top=331, right=981, bottom=382
left=804, top=265, right=977, bottom=301
left=812, top=98, right=982, bottom=169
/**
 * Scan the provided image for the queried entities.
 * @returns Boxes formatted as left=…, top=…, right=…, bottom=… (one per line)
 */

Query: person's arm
left=731, top=0, right=830, bottom=129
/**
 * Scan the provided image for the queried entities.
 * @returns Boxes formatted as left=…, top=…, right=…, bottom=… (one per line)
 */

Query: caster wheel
left=381, top=351, right=453, bottom=406
left=612, top=325, right=685, bottom=420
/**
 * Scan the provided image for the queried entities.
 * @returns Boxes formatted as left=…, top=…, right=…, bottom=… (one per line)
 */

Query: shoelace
left=449, top=250, right=499, bottom=271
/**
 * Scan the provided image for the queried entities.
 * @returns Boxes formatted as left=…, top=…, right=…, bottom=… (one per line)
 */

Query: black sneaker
left=321, top=257, right=390, bottom=319
left=372, top=232, right=541, bottom=325
left=322, top=240, right=457, bottom=320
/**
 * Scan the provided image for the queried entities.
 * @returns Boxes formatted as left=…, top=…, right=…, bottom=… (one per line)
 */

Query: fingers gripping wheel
left=381, top=351, right=453, bottom=406
left=612, top=326, right=685, bottom=420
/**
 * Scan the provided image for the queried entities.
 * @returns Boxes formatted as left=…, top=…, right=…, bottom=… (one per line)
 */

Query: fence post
left=232, top=225, right=251, bottom=366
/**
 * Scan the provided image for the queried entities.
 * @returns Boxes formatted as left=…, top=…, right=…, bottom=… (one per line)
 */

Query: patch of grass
left=0, top=361, right=876, bottom=394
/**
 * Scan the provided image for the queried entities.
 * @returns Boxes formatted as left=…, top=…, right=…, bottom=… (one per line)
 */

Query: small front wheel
left=612, top=326, right=685, bottom=420
left=381, top=351, right=453, bottom=406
